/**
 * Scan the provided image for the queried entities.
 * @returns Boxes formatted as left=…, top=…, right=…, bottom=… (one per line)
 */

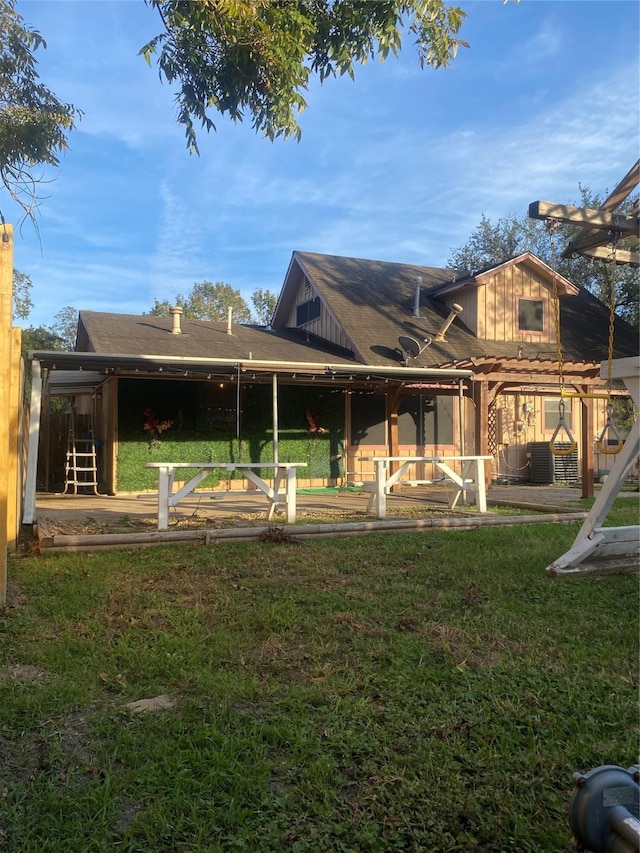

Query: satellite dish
left=398, top=335, right=432, bottom=364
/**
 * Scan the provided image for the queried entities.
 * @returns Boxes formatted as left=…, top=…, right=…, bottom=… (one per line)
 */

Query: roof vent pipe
left=413, top=277, right=422, bottom=317
left=227, top=307, right=233, bottom=335
left=434, top=303, right=463, bottom=342
left=170, top=305, right=183, bottom=335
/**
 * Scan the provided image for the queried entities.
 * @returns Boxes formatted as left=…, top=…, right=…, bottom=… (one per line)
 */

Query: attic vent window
left=304, top=277, right=313, bottom=297
left=297, top=296, right=321, bottom=326
left=518, top=298, right=544, bottom=333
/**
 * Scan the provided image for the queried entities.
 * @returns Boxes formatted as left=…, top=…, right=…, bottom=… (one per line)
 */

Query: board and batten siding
left=472, top=264, right=557, bottom=344
left=285, top=277, right=352, bottom=351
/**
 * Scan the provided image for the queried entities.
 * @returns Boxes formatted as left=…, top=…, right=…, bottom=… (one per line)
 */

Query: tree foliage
left=12, top=268, right=32, bottom=319
left=20, top=323, right=64, bottom=359
left=141, top=0, right=468, bottom=151
left=250, top=287, right=278, bottom=325
left=50, top=305, right=79, bottom=350
left=0, top=0, right=81, bottom=219
left=148, top=281, right=253, bottom=323
left=447, top=186, right=639, bottom=327
left=20, top=305, right=78, bottom=354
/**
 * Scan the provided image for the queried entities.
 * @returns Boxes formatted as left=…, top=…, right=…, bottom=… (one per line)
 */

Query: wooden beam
left=7, top=327, right=22, bottom=548
left=562, top=227, right=637, bottom=258
left=579, top=393, right=595, bottom=499
left=0, top=223, right=13, bottom=605
left=563, top=159, right=640, bottom=259
left=386, top=385, right=403, bottom=475
left=579, top=245, right=639, bottom=266
left=472, top=371, right=601, bottom=385
left=473, top=379, right=489, bottom=454
left=597, top=159, right=640, bottom=213
left=528, top=201, right=639, bottom=235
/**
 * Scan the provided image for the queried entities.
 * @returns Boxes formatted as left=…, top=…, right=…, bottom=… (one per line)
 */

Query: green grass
left=1, top=504, right=638, bottom=852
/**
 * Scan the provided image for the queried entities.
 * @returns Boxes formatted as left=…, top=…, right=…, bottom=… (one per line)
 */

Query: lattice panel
left=488, top=403, right=497, bottom=456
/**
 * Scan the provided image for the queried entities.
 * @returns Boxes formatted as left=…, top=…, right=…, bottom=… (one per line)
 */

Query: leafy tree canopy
left=148, top=281, right=254, bottom=323
left=447, top=186, right=639, bottom=328
left=20, top=305, right=78, bottom=356
left=0, top=0, right=81, bottom=219
left=141, top=0, right=468, bottom=151
left=12, top=268, right=32, bottom=319
left=251, top=287, right=278, bottom=326
left=20, top=323, right=64, bottom=360
left=50, top=305, right=79, bottom=350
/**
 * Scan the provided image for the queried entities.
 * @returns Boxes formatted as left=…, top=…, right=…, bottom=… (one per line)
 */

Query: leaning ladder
left=63, top=414, right=100, bottom=495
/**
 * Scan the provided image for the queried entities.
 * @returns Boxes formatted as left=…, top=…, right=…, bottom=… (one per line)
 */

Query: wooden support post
left=105, top=377, right=118, bottom=494
left=0, top=223, right=14, bottom=605
left=7, top=326, right=22, bottom=547
left=344, top=390, right=353, bottom=484
left=387, top=384, right=402, bottom=481
left=473, top=379, right=491, bottom=481
left=580, top=394, right=595, bottom=499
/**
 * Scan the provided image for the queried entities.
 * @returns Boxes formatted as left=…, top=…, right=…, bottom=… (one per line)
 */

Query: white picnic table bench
left=144, top=462, right=307, bottom=530
left=360, top=455, right=493, bottom=518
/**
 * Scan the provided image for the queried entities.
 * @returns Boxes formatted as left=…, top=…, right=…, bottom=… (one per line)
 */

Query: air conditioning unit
left=529, top=441, right=579, bottom=484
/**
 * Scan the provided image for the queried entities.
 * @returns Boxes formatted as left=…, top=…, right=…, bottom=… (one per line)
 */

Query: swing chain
left=545, top=218, right=565, bottom=391
left=605, top=234, right=619, bottom=391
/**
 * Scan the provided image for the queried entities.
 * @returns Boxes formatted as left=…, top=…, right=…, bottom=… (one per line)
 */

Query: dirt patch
left=0, top=664, right=47, bottom=682
left=38, top=505, right=463, bottom=538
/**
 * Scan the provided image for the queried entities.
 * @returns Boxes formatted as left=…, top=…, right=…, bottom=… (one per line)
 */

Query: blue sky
left=6, top=0, right=640, bottom=327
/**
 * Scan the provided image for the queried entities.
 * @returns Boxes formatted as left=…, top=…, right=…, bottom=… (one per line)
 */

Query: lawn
left=1, top=504, right=638, bottom=852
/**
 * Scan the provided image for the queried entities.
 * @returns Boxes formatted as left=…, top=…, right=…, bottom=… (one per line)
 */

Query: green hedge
left=116, top=378, right=345, bottom=492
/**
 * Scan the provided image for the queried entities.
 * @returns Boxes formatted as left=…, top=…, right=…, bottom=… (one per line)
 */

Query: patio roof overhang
left=30, top=350, right=473, bottom=388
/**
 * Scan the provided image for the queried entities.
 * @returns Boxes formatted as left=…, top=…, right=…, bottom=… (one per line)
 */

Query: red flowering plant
left=143, top=408, right=174, bottom=446
left=305, top=408, right=326, bottom=434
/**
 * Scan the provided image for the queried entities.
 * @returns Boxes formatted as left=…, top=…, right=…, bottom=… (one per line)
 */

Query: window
left=544, top=397, right=572, bottom=432
left=296, top=296, right=321, bottom=326
left=518, top=298, right=544, bottom=333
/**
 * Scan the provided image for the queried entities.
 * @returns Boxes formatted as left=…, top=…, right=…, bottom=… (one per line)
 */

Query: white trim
left=22, top=360, right=42, bottom=525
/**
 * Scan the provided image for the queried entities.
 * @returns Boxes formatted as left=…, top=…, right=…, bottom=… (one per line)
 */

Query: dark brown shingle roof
left=77, top=312, right=357, bottom=364
left=286, top=251, right=638, bottom=367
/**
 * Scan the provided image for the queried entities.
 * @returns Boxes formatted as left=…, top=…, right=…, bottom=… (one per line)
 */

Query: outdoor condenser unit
left=528, top=441, right=579, bottom=484
left=569, top=764, right=640, bottom=852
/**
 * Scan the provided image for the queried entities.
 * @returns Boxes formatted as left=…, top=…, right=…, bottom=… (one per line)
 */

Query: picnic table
left=360, top=455, right=493, bottom=518
left=144, top=462, right=307, bottom=530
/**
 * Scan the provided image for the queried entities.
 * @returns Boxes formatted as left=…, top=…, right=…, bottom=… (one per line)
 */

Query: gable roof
left=275, top=251, right=469, bottom=365
left=427, top=252, right=579, bottom=297
left=273, top=251, right=638, bottom=368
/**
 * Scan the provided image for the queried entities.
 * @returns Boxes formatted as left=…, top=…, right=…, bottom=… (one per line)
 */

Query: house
left=276, top=251, right=638, bottom=484
left=27, top=251, right=638, bottom=500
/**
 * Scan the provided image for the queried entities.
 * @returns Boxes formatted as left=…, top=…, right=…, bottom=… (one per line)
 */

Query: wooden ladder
left=63, top=414, right=100, bottom=495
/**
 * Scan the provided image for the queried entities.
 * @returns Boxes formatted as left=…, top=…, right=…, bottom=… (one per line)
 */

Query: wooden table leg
left=157, top=466, right=171, bottom=530
left=284, top=467, right=297, bottom=524
left=473, top=459, right=487, bottom=512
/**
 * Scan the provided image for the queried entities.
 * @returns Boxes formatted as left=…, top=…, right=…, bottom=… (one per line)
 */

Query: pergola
left=528, top=160, right=639, bottom=575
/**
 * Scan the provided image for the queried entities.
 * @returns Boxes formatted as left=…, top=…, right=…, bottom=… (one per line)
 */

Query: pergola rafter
left=529, top=159, right=640, bottom=266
